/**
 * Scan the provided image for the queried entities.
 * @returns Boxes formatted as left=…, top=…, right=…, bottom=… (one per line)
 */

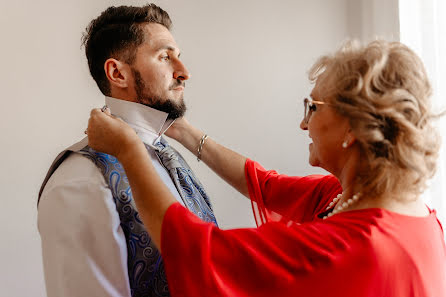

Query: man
left=37, top=4, right=217, bottom=297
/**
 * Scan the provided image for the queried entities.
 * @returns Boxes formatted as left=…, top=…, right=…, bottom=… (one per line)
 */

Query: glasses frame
left=303, top=98, right=328, bottom=124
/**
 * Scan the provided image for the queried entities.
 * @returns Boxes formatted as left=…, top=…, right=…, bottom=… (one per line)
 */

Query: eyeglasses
left=303, top=98, right=328, bottom=124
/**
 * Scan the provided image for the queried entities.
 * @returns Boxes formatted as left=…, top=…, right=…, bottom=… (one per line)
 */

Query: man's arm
left=166, top=118, right=249, bottom=198
left=38, top=154, right=131, bottom=297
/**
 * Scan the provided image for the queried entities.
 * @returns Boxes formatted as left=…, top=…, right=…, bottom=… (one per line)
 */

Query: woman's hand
left=87, top=108, right=140, bottom=159
left=165, top=117, right=191, bottom=143
left=164, top=117, right=204, bottom=156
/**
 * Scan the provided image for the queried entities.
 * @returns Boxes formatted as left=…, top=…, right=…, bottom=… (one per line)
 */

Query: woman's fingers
left=101, top=105, right=110, bottom=114
left=90, top=108, right=102, bottom=117
left=87, top=108, right=117, bottom=154
left=86, top=107, right=139, bottom=158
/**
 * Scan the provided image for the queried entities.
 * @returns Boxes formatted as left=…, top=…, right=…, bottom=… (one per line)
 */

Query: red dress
left=161, top=159, right=446, bottom=296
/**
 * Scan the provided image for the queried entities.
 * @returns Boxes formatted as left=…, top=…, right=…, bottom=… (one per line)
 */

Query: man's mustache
left=169, top=79, right=185, bottom=90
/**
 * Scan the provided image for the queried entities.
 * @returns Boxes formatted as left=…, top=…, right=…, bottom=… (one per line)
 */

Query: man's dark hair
left=82, top=4, right=172, bottom=95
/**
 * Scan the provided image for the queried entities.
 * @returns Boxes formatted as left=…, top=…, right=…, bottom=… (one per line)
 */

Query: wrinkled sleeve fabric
left=161, top=160, right=446, bottom=297
left=38, top=154, right=131, bottom=297
left=244, top=158, right=342, bottom=224
left=161, top=203, right=361, bottom=297
left=161, top=160, right=345, bottom=297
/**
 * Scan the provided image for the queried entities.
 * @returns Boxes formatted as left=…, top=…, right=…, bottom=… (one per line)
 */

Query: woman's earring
left=342, top=141, right=348, bottom=148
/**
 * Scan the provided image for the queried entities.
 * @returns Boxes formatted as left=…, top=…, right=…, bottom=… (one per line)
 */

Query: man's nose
left=173, top=60, right=190, bottom=81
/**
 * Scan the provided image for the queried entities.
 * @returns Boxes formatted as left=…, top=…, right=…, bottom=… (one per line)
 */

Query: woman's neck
left=336, top=149, right=360, bottom=203
left=332, top=149, right=429, bottom=217
left=355, top=194, right=429, bottom=217
left=337, top=175, right=429, bottom=217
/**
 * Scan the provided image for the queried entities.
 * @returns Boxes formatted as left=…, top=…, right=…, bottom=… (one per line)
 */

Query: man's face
left=130, top=23, right=190, bottom=119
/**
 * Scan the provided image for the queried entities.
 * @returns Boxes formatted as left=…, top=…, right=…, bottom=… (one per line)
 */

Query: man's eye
left=161, top=55, right=170, bottom=61
left=309, top=104, right=317, bottom=112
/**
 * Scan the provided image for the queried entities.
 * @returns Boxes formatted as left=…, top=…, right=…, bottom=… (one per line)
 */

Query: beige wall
left=347, top=0, right=400, bottom=41
left=0, top=0, right=399, bottom=296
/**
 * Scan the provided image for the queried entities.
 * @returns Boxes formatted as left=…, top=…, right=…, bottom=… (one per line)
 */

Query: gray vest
left=38, top=137, right=217, bottom=297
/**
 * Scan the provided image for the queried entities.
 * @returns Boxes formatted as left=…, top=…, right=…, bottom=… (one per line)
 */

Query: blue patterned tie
left=153, top=138, right=218, bottom=226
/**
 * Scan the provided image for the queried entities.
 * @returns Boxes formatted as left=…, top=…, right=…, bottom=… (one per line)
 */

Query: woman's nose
left=300, top=119, right=308, bottom=130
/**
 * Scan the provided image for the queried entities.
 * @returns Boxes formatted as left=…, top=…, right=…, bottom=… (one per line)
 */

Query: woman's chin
left=308, top=146, right=319, bottom=167
left=308, top=155, right=319, bottom=167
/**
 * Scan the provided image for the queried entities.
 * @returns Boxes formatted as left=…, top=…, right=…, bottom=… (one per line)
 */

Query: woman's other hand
left=165, top=117, right=191, bottom=142
left=87, top=108, right=140, bottom=159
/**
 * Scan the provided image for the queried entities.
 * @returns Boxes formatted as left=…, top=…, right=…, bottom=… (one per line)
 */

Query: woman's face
left=300, top=80, right=351, bottom=174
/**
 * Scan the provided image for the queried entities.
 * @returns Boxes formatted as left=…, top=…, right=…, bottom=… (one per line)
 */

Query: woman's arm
left=87, top=109, right=176, bottom=249
left=166, top=118, right=249, bottom=198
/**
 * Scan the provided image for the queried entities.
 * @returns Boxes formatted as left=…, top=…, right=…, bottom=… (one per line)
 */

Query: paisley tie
left=153, top=138, right=218, bottom=226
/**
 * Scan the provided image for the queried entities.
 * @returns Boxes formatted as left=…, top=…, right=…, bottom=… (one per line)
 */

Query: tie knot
left=155, top=143, right=183, bottom=169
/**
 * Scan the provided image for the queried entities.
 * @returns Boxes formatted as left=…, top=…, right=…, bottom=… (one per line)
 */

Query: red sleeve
left=244, top=159, right=342, bottom=225
left=161, top=203, right=372, bottom=297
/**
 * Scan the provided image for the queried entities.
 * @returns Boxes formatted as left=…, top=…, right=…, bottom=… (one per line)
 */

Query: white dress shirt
left=38, top=97, right=185, bottom=297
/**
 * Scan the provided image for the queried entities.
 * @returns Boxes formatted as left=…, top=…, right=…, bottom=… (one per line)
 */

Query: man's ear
left=104, top=58, right=131, bottom=89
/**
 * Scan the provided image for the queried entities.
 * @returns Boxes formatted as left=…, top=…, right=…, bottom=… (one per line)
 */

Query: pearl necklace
left=323, top=193, right=361, bottom=219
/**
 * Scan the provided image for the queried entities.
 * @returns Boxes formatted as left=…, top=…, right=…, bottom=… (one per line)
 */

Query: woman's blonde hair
left=309, top=40, right=440, bottom=200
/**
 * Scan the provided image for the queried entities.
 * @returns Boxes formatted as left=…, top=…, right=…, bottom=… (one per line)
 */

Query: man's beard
left=132, top=68, right=186, bottom=119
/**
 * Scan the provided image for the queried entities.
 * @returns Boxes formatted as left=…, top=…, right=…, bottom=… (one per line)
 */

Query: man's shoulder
left=41, top=138, right=100, bottom=188
left=41, top=149, right=107, bottom=198
left=55, top=152, right=103, bottom=181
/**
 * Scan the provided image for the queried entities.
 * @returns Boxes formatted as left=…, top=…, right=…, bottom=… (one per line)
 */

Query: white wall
left=0, top=0, right=392, bottom=296
left=347, top=0, right=400, bottom=41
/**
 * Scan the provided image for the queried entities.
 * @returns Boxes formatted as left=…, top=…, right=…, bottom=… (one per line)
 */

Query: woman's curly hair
left=309, top=40, right=440, bottom=200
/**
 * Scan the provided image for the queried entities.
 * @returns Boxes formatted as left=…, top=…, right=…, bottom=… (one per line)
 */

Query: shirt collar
left=105, top=96, right=174, bottom=145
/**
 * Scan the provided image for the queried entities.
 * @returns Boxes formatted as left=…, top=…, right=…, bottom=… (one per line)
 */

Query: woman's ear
left=343, top=128, right=357, bottom=148
left=104, top=58, right=131, bottom=89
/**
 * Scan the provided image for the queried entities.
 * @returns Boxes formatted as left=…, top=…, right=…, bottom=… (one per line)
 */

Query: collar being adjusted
left=105, top=96, right=175, bottom=146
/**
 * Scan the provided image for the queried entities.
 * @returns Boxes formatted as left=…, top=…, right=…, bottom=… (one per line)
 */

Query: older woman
left=87, top=40, right=446, bottom=296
